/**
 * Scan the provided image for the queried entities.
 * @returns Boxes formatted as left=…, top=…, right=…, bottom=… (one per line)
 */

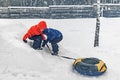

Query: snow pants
left=50, top=35, right=63, bottom=55
left=29, top=35, right=42, bottom=49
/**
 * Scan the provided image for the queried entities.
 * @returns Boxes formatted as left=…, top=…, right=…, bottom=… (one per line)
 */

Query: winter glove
left=42, top=40, right=49, bottom=47
left=23, top=40, right=27, bottom=43
left=42, top=43, right=45, bottom=47
left=42, top=41, right=46, bottom=47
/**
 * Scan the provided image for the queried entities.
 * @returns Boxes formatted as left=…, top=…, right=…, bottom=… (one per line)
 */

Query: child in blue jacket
left=42, top=28, right=63, bottom=55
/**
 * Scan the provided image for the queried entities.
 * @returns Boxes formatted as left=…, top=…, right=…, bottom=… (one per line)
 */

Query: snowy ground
left=0, top=18, right=120, bottom=80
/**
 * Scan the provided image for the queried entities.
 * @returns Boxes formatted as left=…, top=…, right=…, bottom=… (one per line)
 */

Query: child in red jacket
left=23, top=21, right=47, bottom=49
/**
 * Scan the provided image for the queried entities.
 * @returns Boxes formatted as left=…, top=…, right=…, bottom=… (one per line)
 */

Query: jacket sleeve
left=22, top=26, right=35, bottom=40
left=41, top=33, right=47, bottom=40
left=42, top=39, right=49, bottom=47
left=23, top=33, right=31, bottom=40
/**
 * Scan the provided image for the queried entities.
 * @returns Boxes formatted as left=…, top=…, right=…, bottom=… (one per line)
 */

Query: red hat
left=37, top=21, right=47, bottom=31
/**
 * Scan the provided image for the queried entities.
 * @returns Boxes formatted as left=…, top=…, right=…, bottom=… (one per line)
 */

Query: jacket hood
left=37, top=21, right=47, bottom=31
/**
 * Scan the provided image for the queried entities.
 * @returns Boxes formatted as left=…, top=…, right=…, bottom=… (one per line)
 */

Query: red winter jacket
left=23, top=21, right=47, bottom=40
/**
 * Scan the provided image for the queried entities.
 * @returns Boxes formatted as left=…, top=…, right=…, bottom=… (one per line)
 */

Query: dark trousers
left=50, top=35, right=63, bottom=54
left=29, top=35, right=42, bottom=49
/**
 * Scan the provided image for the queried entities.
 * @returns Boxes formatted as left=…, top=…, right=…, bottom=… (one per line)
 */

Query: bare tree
left=33, top=0, right=38, bottom=6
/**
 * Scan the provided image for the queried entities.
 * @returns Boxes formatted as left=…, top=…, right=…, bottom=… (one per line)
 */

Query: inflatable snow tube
left=73, top=58, right=107, bottom=76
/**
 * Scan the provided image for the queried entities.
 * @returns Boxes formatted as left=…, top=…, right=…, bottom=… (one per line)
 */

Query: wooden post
left=94, top=0, right=100, bottom=47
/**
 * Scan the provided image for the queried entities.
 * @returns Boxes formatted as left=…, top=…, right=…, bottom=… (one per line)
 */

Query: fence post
left=94, top=0, right=100, bottom=47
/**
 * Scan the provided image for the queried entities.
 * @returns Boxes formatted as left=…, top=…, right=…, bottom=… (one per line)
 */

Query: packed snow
left=0, top=18, right=120, bottom=80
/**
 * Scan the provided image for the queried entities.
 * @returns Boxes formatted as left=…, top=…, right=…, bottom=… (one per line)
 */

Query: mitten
left=42, top=43, right=45, bottom=47
left=23, top=40, right=27, bottom=43
left=42, top=41, right=46, bottom=47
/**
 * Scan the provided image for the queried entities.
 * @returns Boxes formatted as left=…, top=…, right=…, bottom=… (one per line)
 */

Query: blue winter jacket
left=42, top=28, right=63, bottom=46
